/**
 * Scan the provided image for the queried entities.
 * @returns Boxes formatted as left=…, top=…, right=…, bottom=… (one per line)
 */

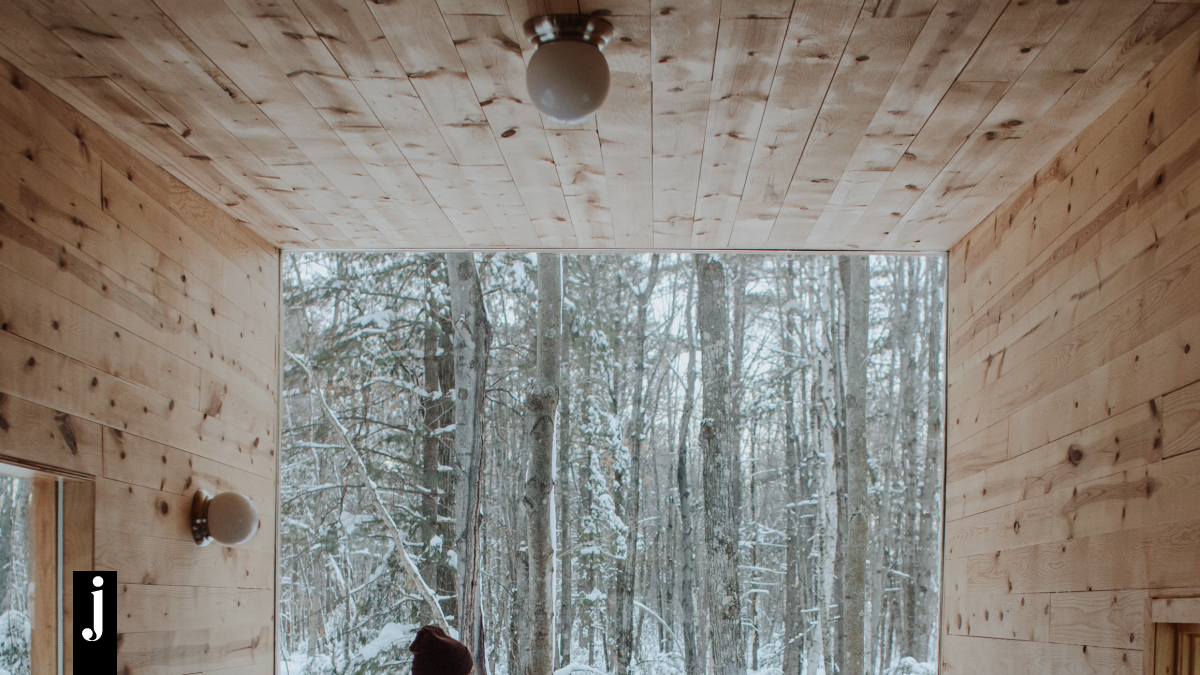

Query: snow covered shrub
left=0, top=610, right=31, bottom=675
left=887, top=656, right=937, bottom=675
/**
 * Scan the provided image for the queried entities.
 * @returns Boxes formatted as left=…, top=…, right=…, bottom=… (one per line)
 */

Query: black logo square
left=72, top=571, right=117, bottom=674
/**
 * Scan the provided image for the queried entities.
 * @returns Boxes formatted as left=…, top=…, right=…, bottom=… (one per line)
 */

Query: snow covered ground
left=0, top=611, right=30, bottom=675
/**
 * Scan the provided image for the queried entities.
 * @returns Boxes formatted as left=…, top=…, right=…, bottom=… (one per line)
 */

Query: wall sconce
left=524, top=14, right=614, bottom=124
left=191, top=489, right=259, bottom=546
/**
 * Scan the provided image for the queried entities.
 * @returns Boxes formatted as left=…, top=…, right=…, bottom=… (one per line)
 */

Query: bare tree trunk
left=915, top=259, right=944, bottom=663
left=558, top=308, right=574, bottom=668
left=896, top=258, right=920, bottom=660
left=615, top=255, right=660, bottom=675
left=748, top=439, right=760, bottom=672
left=730, top=256, right=748, bottom=520
left=780, top=261, right=803, bottom=675
left=694, top=254, right=745, bottom=675
left=676, top=279, right=701, bottom=675
left=827, top=260, right=847, bottom=675
left=839, top=255, right=870, bottom=675
left=448, top=253, right=493, bottom=672
left=420, top=313, right=443, bottom=592
left=511, top=529, right=530, bottom=675
left=526, top=253, right=561, bottom=675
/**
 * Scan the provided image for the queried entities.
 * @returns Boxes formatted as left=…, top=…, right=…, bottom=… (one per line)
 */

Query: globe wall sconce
left=191, top=489, right=260, bottom=546
left=524, top=14, right=615, bottom=124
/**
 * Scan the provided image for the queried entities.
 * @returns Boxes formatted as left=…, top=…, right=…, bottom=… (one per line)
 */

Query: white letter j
left=81, top=576, right=103, bottom=642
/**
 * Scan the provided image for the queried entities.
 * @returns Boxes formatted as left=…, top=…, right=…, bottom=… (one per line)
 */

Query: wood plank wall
left=0, top=57, right=279, bottom=675
left=943, top=29, right=1200, bottom=675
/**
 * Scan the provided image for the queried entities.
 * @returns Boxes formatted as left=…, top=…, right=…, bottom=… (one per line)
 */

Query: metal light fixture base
left=191, top=489, right=214, bottom=546
left=523, top=14, right=614, bottom=50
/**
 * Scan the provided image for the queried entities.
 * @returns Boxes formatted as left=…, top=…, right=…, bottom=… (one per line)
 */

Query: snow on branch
left=286, top=349, right=450, bottom=632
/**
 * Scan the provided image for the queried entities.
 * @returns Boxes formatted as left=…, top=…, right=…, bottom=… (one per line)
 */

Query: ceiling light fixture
left=191, top=489, right=260, bottom=547
left=523, top=14, right=614, bottom=125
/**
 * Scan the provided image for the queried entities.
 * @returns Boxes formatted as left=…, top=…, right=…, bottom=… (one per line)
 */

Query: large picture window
left=279, top=253, right=944, bottom=675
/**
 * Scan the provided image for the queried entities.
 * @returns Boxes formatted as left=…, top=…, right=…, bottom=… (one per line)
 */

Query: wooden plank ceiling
left=0, top=0, right=1196, bottom=250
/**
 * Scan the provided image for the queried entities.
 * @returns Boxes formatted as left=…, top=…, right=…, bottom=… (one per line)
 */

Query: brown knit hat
left=410, top=625, right=473, bottom=675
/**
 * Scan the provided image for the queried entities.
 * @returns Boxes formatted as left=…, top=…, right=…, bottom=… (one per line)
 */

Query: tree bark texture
left=780, top=262, right=803, bottom=675
left=448, top=252, right=493, bottom=671
left=694, top=254, right=745, bottom=675
left=915, top=260, right=944, bottom=662
left=839, top=255, right=870, bottom=675
left=676, top=280, right=702, bottom=675
left=525, top=252, right=561, bottom=675
left=420, top=315, right=445, bottom=597
left=557, top=307, right=574, bottom=668
left=614, top=255, right=660, bottom=675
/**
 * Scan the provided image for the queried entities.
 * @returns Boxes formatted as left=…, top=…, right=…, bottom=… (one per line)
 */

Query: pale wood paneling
left=1164, top=379, right=1200, bottom=459
left=945, top=26, right=1200, bottom=673
left=945, top=591, right=1051, bottom=642
left=116, top=584, right=274, bottom=633
left=117, top=625, right=273, bottom=675
left=0, top=67, right=279, bottom=675
left=1, top=1, right=1196, bottom=250
left=941, top=634, right=1140, bottom=675
left=62, top=480, right=94, bottom=675
left=1152, top=598, right=1200, bottom=624
left=29, top=477, right=56, bottom=675
left=0, top=393, right=102, bottom=476
left=945, top=399, right=1163, bottom=522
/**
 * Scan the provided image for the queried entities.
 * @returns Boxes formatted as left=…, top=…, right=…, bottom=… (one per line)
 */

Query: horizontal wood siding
left=0, top=61, right=279, bottom=675
left=944, top=32, right=1200, bottom=675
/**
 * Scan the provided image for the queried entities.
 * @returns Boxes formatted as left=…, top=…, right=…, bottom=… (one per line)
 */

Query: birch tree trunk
left=839, top=255, right=870, bottom=675
left=526, top=252, right=561, bottom=675
left=448, top=252, right=492, bottom=671
left=694, top=254, right=745, bottom=675
left=915, top=260, right=944, bottom=662
left=614, top=255, right=660, bottom=675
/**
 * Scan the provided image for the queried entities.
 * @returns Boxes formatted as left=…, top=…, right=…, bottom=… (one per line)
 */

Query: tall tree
left=780, top=261, right=803, bottom=675
left=614, top=255, right=660, bottom=675
left=694, top=254, right=745, bottom=675
left=448, top=253, right=493, bottom=673
left=420, top=257, right=456, bottom=612
left=557, top=304, right=574, bottom=668
left=526, top=253, right=562, bottom=675
left=914, top=259, right=944, bottom=661
left=839, top=255, right=870, bottom=675
left=676, top=278, right=702, bottom=675
left=730, top=257, right=748, bottom=520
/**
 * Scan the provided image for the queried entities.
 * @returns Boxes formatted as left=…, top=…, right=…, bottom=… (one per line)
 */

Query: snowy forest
left=279, top=253, right=945, bottom=675
left=0, top=474, right=32, bottom=675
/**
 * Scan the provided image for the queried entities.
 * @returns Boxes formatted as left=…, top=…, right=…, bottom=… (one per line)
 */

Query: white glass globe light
left=524, top=15, right=614, bottom=125
left=527, top=41, right=610, bottom=124
left=191, top=489, right=260, bottom=546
